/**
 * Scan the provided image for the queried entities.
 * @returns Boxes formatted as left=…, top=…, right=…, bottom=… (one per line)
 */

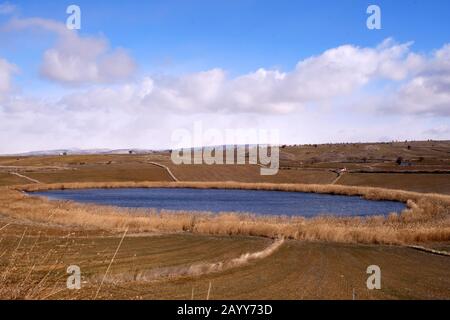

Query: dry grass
left=23, top=163, right=173, bottom=184
left=2, top=142, right=449, bottom=194
left=97, top=238, right=285, bottom=285
left=0, top=173, right=29, bottom=186
left=337, top=172, right=450, bottom=195
left=0, top=181, right=448, bottom=245
left=0, top=228, right=74, bottom=299
left=0, top=223, right=273, bottom=300
left=164, top=163, right=336, bottom=184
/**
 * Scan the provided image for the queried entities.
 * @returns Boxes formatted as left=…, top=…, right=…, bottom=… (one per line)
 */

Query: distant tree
left=396, top=156, right=403, bottom=165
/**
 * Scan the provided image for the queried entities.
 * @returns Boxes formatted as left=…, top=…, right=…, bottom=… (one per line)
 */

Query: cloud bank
left=0, top=2, right=15, bottom=15
left=50, top=38, right=449, bottom=118
left=0, top=58, right=17, bottom=101
left=6, top=17, right=136, bottom=85
left=0, top=15, right=449, bottom=154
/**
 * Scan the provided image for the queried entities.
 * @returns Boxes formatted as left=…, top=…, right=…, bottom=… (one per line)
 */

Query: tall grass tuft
left=1, top=181, right=449, bottom=245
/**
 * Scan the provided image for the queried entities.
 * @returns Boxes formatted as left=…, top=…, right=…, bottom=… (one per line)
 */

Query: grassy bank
left=14, top=180, right=450, bottom=202
left=1, top=182, right=449, bottom=244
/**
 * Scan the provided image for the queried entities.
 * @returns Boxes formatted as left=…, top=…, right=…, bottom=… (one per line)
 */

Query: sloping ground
left=280, top=140, right=450, bottom=166
left=23, top=163, right=173, bottom=183
left=2, top=219, right=448, bottom=300
left=337, top=173, right=450, bottom=195
left=166, top=163, right=336, bottom=184
left=0, top=154, right=155, bottom=167
left=1, top=143, right=449, bottom=300
left=0, top=220, right=270, bottom=300
left=65, top=239, right=450, bottom=300
left=0, top=173, right=29, bottom=186
left=1, top=141, right=449, bottom=194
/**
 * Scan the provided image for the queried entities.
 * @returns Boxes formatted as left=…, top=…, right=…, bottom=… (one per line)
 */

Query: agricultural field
left=1, top=140, right=449, bottom=191
left=0, top=141, right=449, bottom=300
left=2, top=219, right=449, bottom=300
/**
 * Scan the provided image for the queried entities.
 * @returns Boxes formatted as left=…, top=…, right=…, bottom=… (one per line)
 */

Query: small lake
left=31, top=188, right=406, bottom=217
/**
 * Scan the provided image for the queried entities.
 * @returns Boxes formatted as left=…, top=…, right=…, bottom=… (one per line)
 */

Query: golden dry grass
left=2, top=141, right=449, bottom=194
left=1, top=147, right=449, bottom=300
left=0, top=222, right=273, bottom=300
left=337, top=172, right=450, bottom=194
left=0, top=173, right=29, bottom=186
left=1, top=181, right=449, bottom=245
left=3, top=222, right=449, bottom=300
left=163, top=163, right=336, bottom=184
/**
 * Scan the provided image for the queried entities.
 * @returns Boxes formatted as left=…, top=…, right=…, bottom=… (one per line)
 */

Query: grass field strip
left=95, top=238, right=285, bottom=284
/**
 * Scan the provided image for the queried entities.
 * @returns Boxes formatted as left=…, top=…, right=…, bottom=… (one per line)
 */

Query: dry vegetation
left=0, top=143, right=449, bottom=300
left=2, top=221, right=449, bottom=300
left=1, top=181, right=449, bottom=245
left=0, top=222, right=274, bottom=300
left=337, top=173, right=450, bottom=194
left=1, top=141, right=449, bottom=193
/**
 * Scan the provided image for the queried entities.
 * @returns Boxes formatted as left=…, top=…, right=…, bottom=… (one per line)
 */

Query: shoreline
left=1, top=181, right=449, bottom=245
left=13, top=180, right=450, bottom=203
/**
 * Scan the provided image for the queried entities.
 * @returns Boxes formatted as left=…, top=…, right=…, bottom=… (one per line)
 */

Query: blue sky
left=0, top=0, right=449, bottom=153
left=4, top=0, right=450, bottom=78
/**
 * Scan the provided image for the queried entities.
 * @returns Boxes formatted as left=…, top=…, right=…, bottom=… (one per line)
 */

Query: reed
left=1, top=182, right=449, bottom=245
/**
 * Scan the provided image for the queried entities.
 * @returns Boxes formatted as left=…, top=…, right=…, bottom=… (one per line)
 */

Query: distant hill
left=6, top=148, right=161, bottom=156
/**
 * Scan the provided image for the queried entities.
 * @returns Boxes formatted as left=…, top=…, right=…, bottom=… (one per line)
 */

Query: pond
left=31, top=188, right=406, bottom=217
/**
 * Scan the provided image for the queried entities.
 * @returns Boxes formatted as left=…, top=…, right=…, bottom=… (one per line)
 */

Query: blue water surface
left=31, top=188, right=406, bottom=217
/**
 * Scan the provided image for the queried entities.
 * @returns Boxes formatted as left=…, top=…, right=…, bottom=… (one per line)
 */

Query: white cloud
left=1, top=39, right=449, bottom=154
left=423, top=125, right=450, bottom=137
left=0, top=58, right=17, bottom=100
left=6, top=17, right=136, bottom=85
left=378, top=44, right=450, bottom=116
left=0, top=2, right=16, bottom=15
left=132, top=39, right=427, bottom=115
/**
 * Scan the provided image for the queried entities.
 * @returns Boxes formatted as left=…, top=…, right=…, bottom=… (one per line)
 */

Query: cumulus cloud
left=102, top=39, right=423, bottom=115
left=0, top=2, right=16, bottom=15
left=1, top=38, right=449, bottom=154
left=0, top=57, right=17, bottom=100
left=6, top=17, right=136, bottom=85
left=380, top=44, right=450, bottom=116
left=423, top=125, right=450, bottom=137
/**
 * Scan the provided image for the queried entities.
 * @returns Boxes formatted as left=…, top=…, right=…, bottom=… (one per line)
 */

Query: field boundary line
left=407, top=245, right=450, bottom=257
left=148, top=161, right=179, bottom=182
left=98, top=238, right=285, bottom=284
left=10, top=172, right=41, bottom=184
left=331, top=172, right=346, bottom=185
left=0, top=223, right=11, bottom=231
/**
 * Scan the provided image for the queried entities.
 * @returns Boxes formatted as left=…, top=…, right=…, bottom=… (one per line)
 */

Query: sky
left=0, top=0, right=449, bottom=154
